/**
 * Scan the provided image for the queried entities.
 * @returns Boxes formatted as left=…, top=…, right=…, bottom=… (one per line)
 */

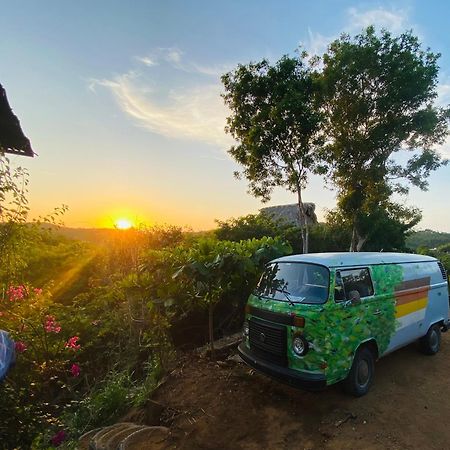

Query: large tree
left=222, top=55, right=324, bottom=253
left=321, top=27, right=449, bottom=251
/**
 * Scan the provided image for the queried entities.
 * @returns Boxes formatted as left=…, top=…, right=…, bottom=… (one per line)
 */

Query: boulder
left=118, top=426, right=170, bottom=450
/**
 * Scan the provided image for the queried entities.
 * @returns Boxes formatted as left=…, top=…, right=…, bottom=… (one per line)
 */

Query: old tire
left=343, top=346, right=375, bottom=397
left=420, top=324, right=441, bottom=355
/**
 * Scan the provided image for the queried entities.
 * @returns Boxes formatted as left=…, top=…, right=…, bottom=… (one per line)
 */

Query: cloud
left=302, top=6, right=412, bottom=56
left=89, top=48, right=236, bottom=150
left=135, top=56, right=158, bottom=67
left=90, top=69, right=232, bottom=149
left=347, top=7, right=410, bottom=33
left=303, top=28, right=331, bottom=56
left=437, top=82, right=450, bottom=107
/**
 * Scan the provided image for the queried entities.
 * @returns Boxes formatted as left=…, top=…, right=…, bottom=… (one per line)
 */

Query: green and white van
left=238, top=252, right=450, bottom=396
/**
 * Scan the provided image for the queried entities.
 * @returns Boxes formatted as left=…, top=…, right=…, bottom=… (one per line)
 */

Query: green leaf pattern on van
left=246, top=265, right=404, bottom=385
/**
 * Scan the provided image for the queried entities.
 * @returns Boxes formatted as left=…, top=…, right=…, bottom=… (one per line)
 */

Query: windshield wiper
left=274, top=287, right=295, bottom=306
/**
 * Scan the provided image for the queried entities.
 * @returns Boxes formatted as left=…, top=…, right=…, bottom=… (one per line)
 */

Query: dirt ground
left=150, top=333, right=450, bottom=450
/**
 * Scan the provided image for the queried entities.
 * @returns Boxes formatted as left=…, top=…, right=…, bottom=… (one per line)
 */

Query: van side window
left=337, top=268, right=374, bottom=300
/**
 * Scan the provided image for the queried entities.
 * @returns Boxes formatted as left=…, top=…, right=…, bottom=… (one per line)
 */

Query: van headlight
left=243, top=321, right=249, bottom=339
left=292, top=336, right=308, bottom=356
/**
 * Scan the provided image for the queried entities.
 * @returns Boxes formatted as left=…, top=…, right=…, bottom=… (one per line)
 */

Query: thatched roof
left=0, top=83, right=34, bottom=157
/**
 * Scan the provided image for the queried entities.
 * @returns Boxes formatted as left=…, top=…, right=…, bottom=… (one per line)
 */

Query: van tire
left=419, top=324, right=441, bottom=355
left=343, top=346, right=375, bottom=397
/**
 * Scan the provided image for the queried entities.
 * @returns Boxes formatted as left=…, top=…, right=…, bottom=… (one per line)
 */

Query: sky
left=1, top=0, right=450, bottom=231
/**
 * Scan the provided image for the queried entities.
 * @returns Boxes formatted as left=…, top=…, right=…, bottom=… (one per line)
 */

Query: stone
left=118, top=426, right=170, bottom=450
left=260, top=203, right=318, bottom=226
left=90, top=423, right=135, bottom=450
left=103, top=424, right=145, bottom=450
left=77, top=428, right=102, bottom=450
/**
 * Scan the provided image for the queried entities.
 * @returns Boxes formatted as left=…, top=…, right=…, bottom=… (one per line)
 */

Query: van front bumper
left=237, top=343, right=327, bottom=391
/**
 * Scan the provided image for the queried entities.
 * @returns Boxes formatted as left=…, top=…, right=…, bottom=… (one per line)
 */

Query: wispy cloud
left=302, top=6, right=412, bottom=56
left=90, top=68, right=232, bottom=149
left=347, top=7, right=410, bottom=34
left=135, top=56, right=158, bottom=67
left=90, top=48, right=235, bottom=149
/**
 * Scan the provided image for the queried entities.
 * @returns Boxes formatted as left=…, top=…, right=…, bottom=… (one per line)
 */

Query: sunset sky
left=1, top=1, right=450, bottom=231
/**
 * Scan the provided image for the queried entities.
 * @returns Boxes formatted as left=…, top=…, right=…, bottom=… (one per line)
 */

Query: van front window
left=255, top=262, right=329, bottom=304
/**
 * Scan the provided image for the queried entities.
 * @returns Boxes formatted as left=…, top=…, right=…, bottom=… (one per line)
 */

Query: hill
left=406, top=229, right=450, bottom=249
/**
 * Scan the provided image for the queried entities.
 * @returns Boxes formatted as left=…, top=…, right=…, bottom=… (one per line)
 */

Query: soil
left=150, top=333, right=450, bottom=450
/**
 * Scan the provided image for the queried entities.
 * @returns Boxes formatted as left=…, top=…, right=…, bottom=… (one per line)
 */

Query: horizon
left=2, top=1, right=450, bottom=231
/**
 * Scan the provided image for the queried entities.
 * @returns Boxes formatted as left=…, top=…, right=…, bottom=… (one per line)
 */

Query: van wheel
left=420, top=324, right=441, bottom=355
left=343, top=346, right=375, bottom=397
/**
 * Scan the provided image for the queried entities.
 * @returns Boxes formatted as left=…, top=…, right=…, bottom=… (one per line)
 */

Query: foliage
left=222, top=54, right=325, bottom=253
left=326, top=203, right=422, bottom=252
left=215, top=213, right=303, bottom=252
left=406, top=229, right=450, bottom=250
left=321, top=27, right=449, bottom=250
left=173, top=237, right=292, bottom=353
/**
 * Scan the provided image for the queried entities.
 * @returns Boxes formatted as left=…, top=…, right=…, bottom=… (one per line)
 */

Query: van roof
left=272, top=252, right=437, bottom=268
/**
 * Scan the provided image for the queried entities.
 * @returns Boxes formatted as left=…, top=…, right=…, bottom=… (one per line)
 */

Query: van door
left=337, top=267, right=390, bottom=353
left=334, top=268, right=393, bottom=362
left=324, top=268, right=373, bottom=384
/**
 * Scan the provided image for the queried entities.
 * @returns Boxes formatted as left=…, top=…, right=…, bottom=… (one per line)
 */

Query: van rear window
left=255, top=262, right=329, bottom=304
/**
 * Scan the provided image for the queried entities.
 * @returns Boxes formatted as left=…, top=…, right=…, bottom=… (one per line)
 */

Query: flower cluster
left=6, top=285, right=26, bottom=301
left=44, top=315, right=61, bottom=334
left=65, top=336, right=80, bottom=351
left=50, top=430, right=67, bottom=446
left=70, top=363, right=80, bottom=377
left=15, top=341, right=27, bottom=353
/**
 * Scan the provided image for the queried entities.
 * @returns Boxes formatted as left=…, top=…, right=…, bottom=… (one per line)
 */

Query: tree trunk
left=350, top=224, right=368, bottom=252
left=350, top=226, right=357, bottom=252
left=297, top=187, right=309, bottom=254
left=208, top=303, right=215, bottom=358
left=356, top=230, right=368, bottom=252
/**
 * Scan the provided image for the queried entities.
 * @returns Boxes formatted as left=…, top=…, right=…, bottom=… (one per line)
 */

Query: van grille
left=437, top=261, right=447, bottom=281
left=249, top=317, right=287, bottom=366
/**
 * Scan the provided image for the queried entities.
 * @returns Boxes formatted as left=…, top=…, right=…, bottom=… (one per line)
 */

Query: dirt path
left=152, top=333, right=450, bottom=449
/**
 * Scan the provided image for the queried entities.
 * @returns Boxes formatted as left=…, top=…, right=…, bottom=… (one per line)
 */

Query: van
left=238, top=252, right=450, bottom=396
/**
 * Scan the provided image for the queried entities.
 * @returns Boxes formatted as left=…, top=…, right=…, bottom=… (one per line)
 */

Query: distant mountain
left=406, top=229, right=450, bottom=250
left=41, top=224, right=127, bottom=244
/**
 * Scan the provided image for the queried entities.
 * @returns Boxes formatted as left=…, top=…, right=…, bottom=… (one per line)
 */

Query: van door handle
left=373, top=310, right=382, bottom=316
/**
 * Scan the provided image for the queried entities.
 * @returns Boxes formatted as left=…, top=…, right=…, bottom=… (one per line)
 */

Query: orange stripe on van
left=395, top=286, right=430, bottom=305
left=393, top=276, right=431, bottom=318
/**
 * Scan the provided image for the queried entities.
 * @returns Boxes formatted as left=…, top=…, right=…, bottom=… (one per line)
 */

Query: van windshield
left=255, top=262, right=329, bottom=304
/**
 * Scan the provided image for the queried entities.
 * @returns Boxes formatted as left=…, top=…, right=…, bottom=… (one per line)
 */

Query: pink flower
left=6, top=285, right=26, bottom=301
left=33, top=288, right=43, bottom=296
left=44, top=315, right=61, bottom=333
left=50, top=430, right=67, bottom=446
left=65, top=336, right=80, bottom=351
left=15, top=341, right=27, bottom=353
left=70, top=363, right=80, bottom=377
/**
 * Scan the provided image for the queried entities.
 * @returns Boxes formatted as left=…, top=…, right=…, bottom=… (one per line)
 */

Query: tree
left=321, top=27, right=449, bottom=251
left=215, top=213, right=303, bottom=252
left=222, top=54, right=324, bottom=253
left=327, top=203, right=421, bottom=252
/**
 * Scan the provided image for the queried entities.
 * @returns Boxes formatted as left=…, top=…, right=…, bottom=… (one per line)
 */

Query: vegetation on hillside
left=1, top=25, right=450, bottom=449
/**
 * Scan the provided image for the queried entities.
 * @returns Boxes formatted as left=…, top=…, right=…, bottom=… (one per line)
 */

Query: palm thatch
left=0, top=83, right=34, bottom=157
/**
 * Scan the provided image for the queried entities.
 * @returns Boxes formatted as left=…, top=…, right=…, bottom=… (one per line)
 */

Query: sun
left=114, top=218, right=133, bottom=230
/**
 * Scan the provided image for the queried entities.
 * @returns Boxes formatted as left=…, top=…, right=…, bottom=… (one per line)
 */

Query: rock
left=260, top=203, right=318, bottom=226
left=103, top=424, right=145, bottom=450
left=200, top=332, right=242, bottom=359
left=89, top=423, right=135, bottom=450
left=227, top=354, right=244, bottom=364
left=118, top=426, right=170, bottom=450
left=77, top=428, right=102, bottom=450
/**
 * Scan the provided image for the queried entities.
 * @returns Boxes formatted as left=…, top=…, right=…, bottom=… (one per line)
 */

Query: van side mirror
left=348, top=290, right=361, bottom=305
